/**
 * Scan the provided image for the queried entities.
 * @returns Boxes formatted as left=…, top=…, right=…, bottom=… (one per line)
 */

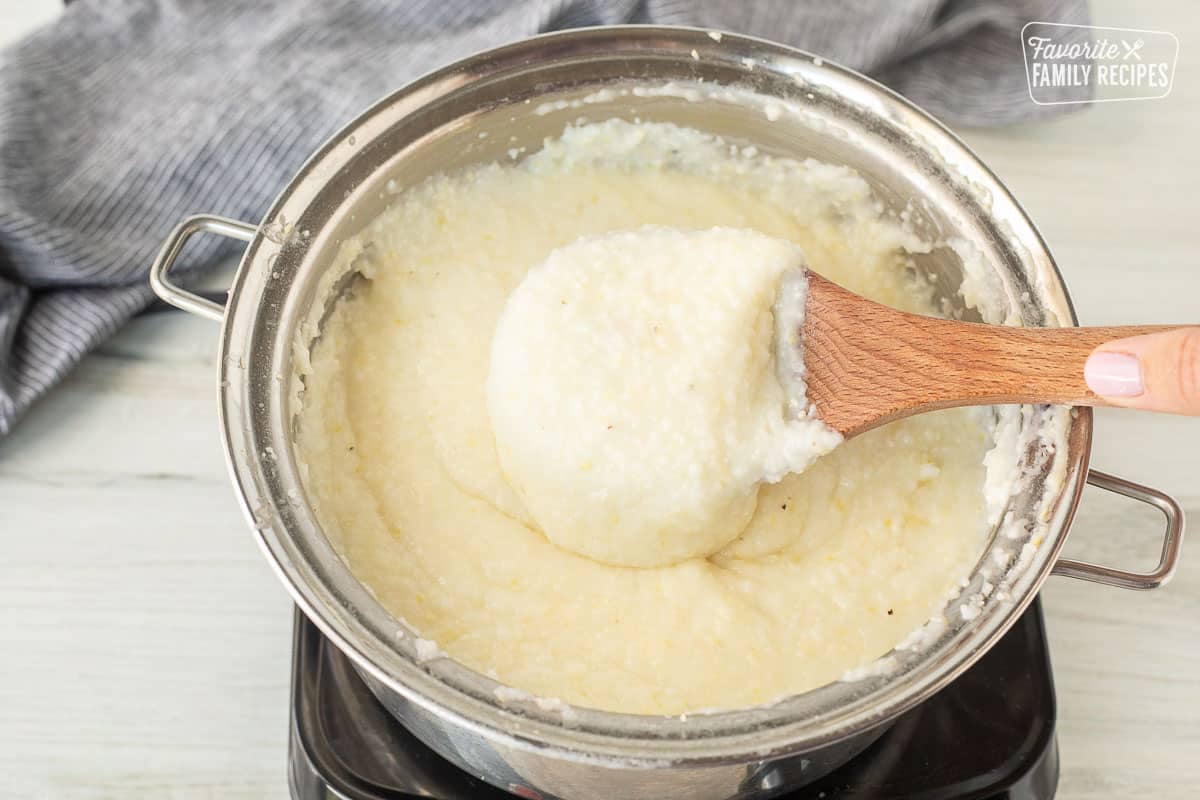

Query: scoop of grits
left=295, top=119, right=990, bottom=715
left=487, top=227, right=840, bottom=567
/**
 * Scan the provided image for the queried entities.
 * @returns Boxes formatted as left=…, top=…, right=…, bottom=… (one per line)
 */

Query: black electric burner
left=288, top=601, right=1058, bottom=800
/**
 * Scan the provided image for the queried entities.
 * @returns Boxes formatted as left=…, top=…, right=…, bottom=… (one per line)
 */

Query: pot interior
left=220, top=27, right=1090, bottom=761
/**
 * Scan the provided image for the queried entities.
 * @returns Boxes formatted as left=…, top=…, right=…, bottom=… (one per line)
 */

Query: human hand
left=1085, top=328, right=1200, bottom=414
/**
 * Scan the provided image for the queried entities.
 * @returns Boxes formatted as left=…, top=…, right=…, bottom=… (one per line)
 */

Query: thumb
left=1084, top=327, right=1200, bottom=415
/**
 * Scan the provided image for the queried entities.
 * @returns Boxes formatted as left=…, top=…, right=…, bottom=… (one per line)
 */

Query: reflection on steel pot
left=149, top=27, right=1184, bottom=800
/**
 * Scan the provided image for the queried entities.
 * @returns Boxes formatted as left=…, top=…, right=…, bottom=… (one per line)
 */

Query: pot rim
left=215, top=25, right=1091, bottom=766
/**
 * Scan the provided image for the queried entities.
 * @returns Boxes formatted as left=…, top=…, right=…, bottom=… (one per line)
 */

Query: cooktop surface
left=288, top=601, right=1057, bottom=800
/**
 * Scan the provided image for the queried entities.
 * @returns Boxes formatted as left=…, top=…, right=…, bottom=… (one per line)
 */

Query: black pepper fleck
left=887, top=609, right=894, bottom=616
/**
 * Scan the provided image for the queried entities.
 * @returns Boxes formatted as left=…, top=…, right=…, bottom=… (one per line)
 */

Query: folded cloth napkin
left=0, top=0, right=1087, bottom=436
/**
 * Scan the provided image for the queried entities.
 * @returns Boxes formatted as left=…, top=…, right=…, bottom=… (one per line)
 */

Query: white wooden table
left=1, top=1, right=1196, bottom=797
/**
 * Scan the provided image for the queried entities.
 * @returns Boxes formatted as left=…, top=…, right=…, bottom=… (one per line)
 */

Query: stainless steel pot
left=149, top=27, right=1184, bottom=800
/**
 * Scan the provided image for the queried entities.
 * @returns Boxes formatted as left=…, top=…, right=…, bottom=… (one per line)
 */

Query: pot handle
left=1051, top=469, right=1184, bottom=590
left=149, top=214, right=257, bottom=322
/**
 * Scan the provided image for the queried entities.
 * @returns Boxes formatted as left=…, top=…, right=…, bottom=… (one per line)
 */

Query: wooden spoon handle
left=803, top=273, right=1178, bottom=436
left=871, top=318, right=1170, bottom=406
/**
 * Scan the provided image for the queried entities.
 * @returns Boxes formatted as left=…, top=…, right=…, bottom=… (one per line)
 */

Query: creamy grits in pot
left=295, top=119, right=992, bottom=715
left=488, top=226, right=842, bottom=568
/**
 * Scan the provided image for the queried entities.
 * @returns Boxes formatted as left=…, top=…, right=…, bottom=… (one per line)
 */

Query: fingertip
left=1088, top=328, right=1200, bottom=415
left=1084, top=350, right=1144, bottom=399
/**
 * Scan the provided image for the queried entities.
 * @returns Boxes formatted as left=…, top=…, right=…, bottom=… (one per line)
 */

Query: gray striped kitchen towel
left=0, top=0, right=1088, bottom=436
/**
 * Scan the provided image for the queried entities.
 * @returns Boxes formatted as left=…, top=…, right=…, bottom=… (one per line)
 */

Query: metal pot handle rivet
left=1051, top=470, right=1185, bottom=591
left=149, top=214, right=256, bottom=322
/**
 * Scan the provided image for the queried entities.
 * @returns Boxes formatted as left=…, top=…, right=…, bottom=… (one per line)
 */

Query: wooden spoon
left=798, top=271, right=1175, bottom=438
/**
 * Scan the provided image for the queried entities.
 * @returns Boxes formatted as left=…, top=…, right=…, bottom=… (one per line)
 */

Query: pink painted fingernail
left=1084, top=351, right=1144, bottom=397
